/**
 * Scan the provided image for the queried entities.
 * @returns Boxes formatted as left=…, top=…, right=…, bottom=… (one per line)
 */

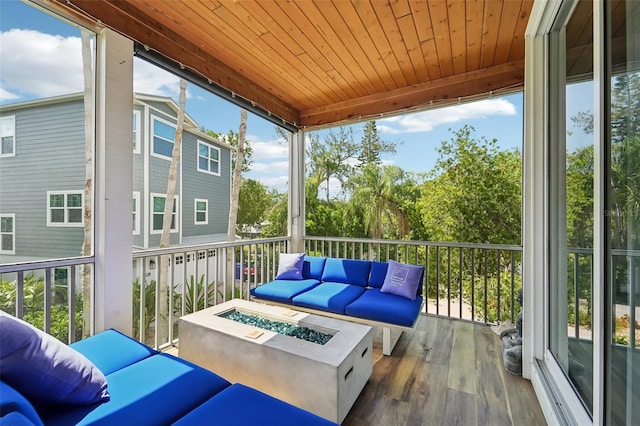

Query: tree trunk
left=158, top=79, right=187, bottom=344
left=226, top=110, right=247, bottom=290
left=80, top=32, right=93, bottom=339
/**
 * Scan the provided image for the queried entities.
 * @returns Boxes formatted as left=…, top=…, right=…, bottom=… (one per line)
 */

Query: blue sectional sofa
left=0, top=312, right=337, bottom=426
left=250, top=256, right=425, bottom=355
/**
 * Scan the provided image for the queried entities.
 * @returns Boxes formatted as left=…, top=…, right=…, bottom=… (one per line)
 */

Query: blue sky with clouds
left=2, top=0, right=573, bottom=194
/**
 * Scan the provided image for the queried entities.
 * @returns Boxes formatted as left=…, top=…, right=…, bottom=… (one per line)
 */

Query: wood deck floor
left=165, top=314, right=546, bottom=425
left=343, top=315, right=546, bottom=426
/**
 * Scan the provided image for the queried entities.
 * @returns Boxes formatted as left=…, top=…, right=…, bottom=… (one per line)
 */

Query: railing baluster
left=511, top=250, right=515, bottom=324
left=44, top=268, right=52, bottom=333
left=484, top=249, right=488, bottom=323
left=574, top=253, right=580, bottom=339
left=68, top=265, right=76, bottom=344
left=459, top=248, right=463, bottom=319
left=471, top=249, right=476, bottom=321
left=436, top=246, right=440, bottom=317
left=496, top=250, right=501, bottom=322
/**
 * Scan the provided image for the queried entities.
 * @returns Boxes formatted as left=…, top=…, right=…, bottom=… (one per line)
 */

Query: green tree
left=237, top=178, right=273, bottom=233
left=261, top=191, right=288, bottom=237
left=357, top=121, right=397, bottom=166
left=345, top=164, right=415, bottom=239
left=418, top=125, right=521, bottom=245
left=306, top=128, right=359, bottom=202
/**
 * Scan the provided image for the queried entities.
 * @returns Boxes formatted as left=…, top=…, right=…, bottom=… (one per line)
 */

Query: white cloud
left=378, top=98, right=517, bottom=134
left=0, top=29, right=83, bottom=99
left=249, top=140, right=288, bottom=160
left=0, top=29, right=191, bottom=102
left=133, top=58, right=183, bottom=97
left=251, top=161, right=289, bottom=173
left=0, top=87, right=19, bottom=102
left=258, top=175, right=288, bottom=192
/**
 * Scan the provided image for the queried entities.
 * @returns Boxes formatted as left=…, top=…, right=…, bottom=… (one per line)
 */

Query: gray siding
left=181, top=133, right=231, bottom=239
left=1, top=95, right=232, bottom=260
left=147, top=113, right=180, bottom=248
left=0, top=99, right=86, bottom=261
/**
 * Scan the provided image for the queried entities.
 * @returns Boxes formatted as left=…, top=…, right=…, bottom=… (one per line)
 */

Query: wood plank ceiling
left=46, top=0, right=534, bottom=130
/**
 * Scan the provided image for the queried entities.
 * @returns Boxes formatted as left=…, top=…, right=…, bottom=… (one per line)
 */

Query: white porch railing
left=3, top=238, right=637, bottom=351
left=131, top=237, right=290, bottom=349
left=304, top=236, right=524, bottom=325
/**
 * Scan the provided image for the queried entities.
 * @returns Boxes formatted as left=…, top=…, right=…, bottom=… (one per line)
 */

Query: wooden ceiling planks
left=408, top=0, right=441, bottom=81
left=428, top=0, right=455, bottom=78
left=464, top=0, right=485, bottom=72
left=45, top=0, right=533, bottom=129
left=447, top=0, right=468, bottom=75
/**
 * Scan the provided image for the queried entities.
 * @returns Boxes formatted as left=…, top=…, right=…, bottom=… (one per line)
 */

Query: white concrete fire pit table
left=179, top=299, right=373, bottom=424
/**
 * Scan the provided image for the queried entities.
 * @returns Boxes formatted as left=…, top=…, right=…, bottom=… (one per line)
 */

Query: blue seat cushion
left=0, top=410, right=40, bottom=426
left=250, top=279, right=320, bottom=303
left=172, top=383, right=338, bottom=426
left=40, top=354, right=231, bottom=426
left=345, top=288, right=423, bottom=327
left=0, top=381, right=43, bottom=426
left=302, top=256, right=327, bottom=280
left=321, top=258, right=371, bottom=287
left=368, top=261, right=389, bottom=288
left=70, top=329, right=156, bottom=375
left=292, top=282, right=365, bottom=314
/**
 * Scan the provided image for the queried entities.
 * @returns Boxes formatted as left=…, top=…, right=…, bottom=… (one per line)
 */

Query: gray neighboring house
left=0, top=92, right=231, bottom=265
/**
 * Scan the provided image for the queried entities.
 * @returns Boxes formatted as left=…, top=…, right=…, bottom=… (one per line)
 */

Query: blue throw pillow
left=0, top=311, right=110, bottom=406
left=380, top=260, right=424, bottom=301
left=275, top=253, right=305, bottom=280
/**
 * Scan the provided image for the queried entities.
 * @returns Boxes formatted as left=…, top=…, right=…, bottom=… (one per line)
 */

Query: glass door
left=605, top=1, right=640, bottom=424
left=549, top=0, right=594, bottom=414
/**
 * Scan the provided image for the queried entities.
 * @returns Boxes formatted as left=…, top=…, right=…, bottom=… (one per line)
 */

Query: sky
left=2, top=0, right=583, bottom=195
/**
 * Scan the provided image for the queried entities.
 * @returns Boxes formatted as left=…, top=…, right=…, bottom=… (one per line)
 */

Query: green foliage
left=177, top=275, right=216, bottom=314
left=0, top=272, right=82, bottom=343
left=237, top=178, right=273, bottom=232
left=418, top=125, right=521, bottom=245
left=357, top=120, right=397, bottom=166
left=132, top=277, right=158, bottom=341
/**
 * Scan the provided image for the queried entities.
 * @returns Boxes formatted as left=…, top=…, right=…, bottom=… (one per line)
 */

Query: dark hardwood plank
left=343, top=315, right=547, bottom=426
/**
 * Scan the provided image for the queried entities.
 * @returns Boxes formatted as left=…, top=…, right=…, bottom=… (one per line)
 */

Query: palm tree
left=346, top=164, right=409, bottom=240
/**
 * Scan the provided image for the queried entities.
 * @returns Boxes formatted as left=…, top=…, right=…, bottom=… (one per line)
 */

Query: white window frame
left=133, top=192, right=140, bottom=235
left=0, top=115, right=16, bottom=158
left=151, top=116, right=176, bottom=160
left=0, top=213, right=15, bottom=255
left=150, top=193, right=179, bottom=234
left=47, top=190, right=84, bottom=227
left=194, top=198, right=208, bottom=225
left=53, top=266, right=70, bottom=288
left=133, top=110, right=141, bottom=154
left=197, top=140, right=221, bottom=176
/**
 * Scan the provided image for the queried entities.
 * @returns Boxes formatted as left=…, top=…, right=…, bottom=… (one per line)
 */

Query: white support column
left=523, top=2, right=551, bottom=380
left=94, top=28, right=134, bottom=334
left=288, top=130, right=305, bottom=253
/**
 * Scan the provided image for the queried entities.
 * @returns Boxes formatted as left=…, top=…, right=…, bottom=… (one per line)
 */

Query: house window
left=133, top=110, right=141, bottom=153
left=0, top=214, right=15, bottom=254
left=0, top=116, right=15, bottom=157
left=197, top=141, right=220, bottom=175
left=194, top=198, right=208, bottom=224
left=47, top=191, right=83, bottom=227
left=152, top=117, right=175, bottom=159
left=53, top=267, right=69, bottom=288
left=133, top=192, right=140, bottom=235
left=151, top=193, right=179, bottom=233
